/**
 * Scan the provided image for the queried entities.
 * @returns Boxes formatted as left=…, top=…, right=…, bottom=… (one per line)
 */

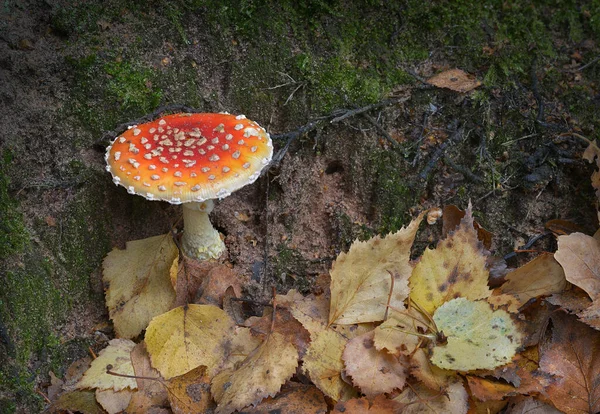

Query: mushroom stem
left=181, top=200, right=226, bottom=261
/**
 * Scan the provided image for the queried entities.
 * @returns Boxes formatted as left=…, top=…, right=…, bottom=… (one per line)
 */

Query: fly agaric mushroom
left=104, top=113, right=273, bottom=260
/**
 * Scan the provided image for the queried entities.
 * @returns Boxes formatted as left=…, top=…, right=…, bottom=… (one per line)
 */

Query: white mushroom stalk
left=105, top=113, right=273, bottom=261
left=181, top=200, right=225, bottom=260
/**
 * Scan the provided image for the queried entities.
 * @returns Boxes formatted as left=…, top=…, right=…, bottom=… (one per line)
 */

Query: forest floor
left=0, top=0, right=599, bottom=412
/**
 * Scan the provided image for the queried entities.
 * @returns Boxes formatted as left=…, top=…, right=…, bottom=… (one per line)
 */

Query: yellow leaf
left=220, top=326, right=263, bottom=371
left=410, top=207, right=490, bottom=314
left=394, top=382, right=468, bottom=414
left=145, top=304, right=235, bottom=379
left=103, top=234, right=178, bottom=339
left=343, top=331, right=407, bottom=396
left=167, top=365, right=214, bottom=414
left=431, top=298, right=522, bottom=371
left=373, top=306, right=428, bottom=356
left=76, top=339, right=137, bottom=391
left=329, top=213, right=425, bottom=325
left=49, top=390, right=104, bottom=414
left=489, top=253, right=566, bottom=313
left=303, top=329, right=357, bottom=402
left=277, top=290, right=329, bottom=338
left=211, top=332, right=299, bottom=414
left=95, top=389, right=134, bottom=414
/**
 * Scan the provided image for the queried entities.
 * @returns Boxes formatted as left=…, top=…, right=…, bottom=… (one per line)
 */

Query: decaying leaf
left=555, top=232, right=600, bottom=300
left=166, top=365, right=214, bottom=414
left=583, top=139, right=600, bottom=201
left=220, top=326, right=263, bottom=372
left=544, top=219, right=585, bottom=236
left=240, top=384, right=327, bottom=414
left=103, top=234, right=178, bottom=338
left=329, top=212, right=424, bottom=325
left=95, top=388, right=134, bottom=414
left=303, top=329, right=356, bottom=402
left=539, top=312, right=600, bottom=414
left=145, top=304, right=235, bottom=379
left=373, top=306, right=428, bottom=356
left=410, top=207, right=491, bottom=315
left=410, top=348, right=457, bottom=391
left=332, top=395, right=401, bottom=413
left=127, top=342, right=168, bottom=412
left=277, top=290, right=329, bottom=337
left=76, top=339, right=137, bottom=391
left=442, top=205, right=492, bottom=250
left=465, top=376, right=517, bottom=402
left=343, top=331, right=407, bottom=396
left=49, top=390, right=105, bottom=414
left=394, top=381, right=468, bottom=414
left=431, top=298, right=522, bottom=371
left=504, top=396, right=562, bottom=414
left=426, top=68, right=482, bottom=93
left=211, top=332, right=299, bottom=414
left=578, top=299, right=600, bottom=330
left=489, top=253, right=566, bottom=313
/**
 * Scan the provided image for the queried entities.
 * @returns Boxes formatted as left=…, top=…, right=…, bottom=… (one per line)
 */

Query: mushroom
left=104, top=113, right=273, bottom=260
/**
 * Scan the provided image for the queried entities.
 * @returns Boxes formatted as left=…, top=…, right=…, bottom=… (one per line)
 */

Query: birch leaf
left=76, top=339, right=137, bottom=391
left=103, top=234, right=178, bottom=339
left=555, top=232, right=600, bottom=300
left=394, top=382, right=468, bottom=414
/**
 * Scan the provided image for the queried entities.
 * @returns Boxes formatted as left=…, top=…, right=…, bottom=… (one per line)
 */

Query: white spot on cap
left=144, top=144, right=152, bottom=150
left=238, top=140, right=244, bottom=145
left=232, top=150, right=241, bottom=159
left=251, top=146, right=257, bottom=153
left=191, top=184, right=201, bottom=192
left=174, top=171, right=182, bottom=177
left=235, top=114, right=246, bottom=120
left=225, top=134, right=233, bottom=141
left=207, top=145, right=215, bottom=150
left=216, top=188, right=230, bottom=198
left=190, top=172, right=197, bottom=177
left=159, top=157, right=169, bottom=164
left=134, top=176, right=140, bottom=181
left=243, top=162, right=251, bottom=169
left=184, top=160, right=196, bottom=167
left=262, top=158, right=269, bottom=165
left=197, top=137, right=207, bottom=145
left=158, top=185, right=166, bottom=191
left=144, top=154, right=152, bottom=160
left=140, top=137, right=148, bottom=144
left=113, top=176, right=121, bottom=184
left=174, top=181, right=186, bottom=186
left=170, top=197, right=181, bottom=204
left=209, top=154, right=220, bottom=162
left=149, top=128, right=156, bottom=133
left=184, top=139, right=196, bottom=147
left=114, top=151, right=121, bottom=161
left=248, top=172, right=260, bottom=183
left=127, top=186, right=135, bottom=194
left=213, top=123, right=225, bottom=133
left=133, top=128, right=141, bottom=136
left=243, top=128, right=258, bottom=138
left=211, top=137, right=219, bottom=144
left=146, top=192, right=154, bottom=198
left=208, top=174, right=216, bottom=180
left=198, top=149, right=206, bottom=155
left=183, top=150, right=194, bottom=156
left=222, top=144, right=229, bottom=151
left=118, top=137, right=126, bottom=144
left=119, top=166, right=126, bottom=171
left=149, top=165, right=157, bottom=170
left=143, top=182, right=151, bottom=187
left=222, top=166, right=230, bottom=173
left=174, top=131, right=185, bottom=141
left=151, top=174, right=160, bottom=180
left=105, top=165, right=111, bottom=172
left=234, top=124, right=244, bottom=130
left=159, top=119, right=166, bottom=125
left=201, top=167, right=210, bottom=173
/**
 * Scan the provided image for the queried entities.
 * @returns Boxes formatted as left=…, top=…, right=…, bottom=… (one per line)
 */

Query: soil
left=1, top=0, right=599, bottom=412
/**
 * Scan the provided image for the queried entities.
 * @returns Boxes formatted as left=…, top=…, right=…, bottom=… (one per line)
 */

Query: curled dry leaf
left=426, top=68, right=482, bottom=93
left=303, top=329, right=357, bottom=402
left=329, top=212, right=424, bottom=325
left=555, top=232, right=600, bottom=300
left=211, top=332, right=299, bottom=414
left=431, top=298, right=522, bottom=371
left=145, top=304, right=235, bottom=379
left=539, top=312, right=600, bottom=414
left=343, top=331, right=407, bottom=396
left=103, top=234, right=178, bottom=339
left=76, top=338, right=137, bottom=391
left=332, top=395, right=401, bottom=413
left=394, top=381, right=468, bottom=414
left=488, top=253, right=566, bottom=313
left=166, top=365, right=214, bottom=414
left=410, top=207, right=491, bottom=315
left=240, top=384, right=327, bottom=414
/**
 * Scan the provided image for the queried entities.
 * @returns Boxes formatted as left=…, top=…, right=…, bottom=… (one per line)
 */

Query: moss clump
left=0, top=151, right=28, bottom=260
left=271, top=244, right=313, bottom=293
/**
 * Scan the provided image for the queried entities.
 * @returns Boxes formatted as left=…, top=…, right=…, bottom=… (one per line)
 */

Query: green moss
left=0, top=151, right=28, bottom=260
left=270, top=244, right=312, bottom=293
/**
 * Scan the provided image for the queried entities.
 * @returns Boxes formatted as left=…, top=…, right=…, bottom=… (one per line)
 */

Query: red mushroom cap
left=104, top=113, right=272, bottom=204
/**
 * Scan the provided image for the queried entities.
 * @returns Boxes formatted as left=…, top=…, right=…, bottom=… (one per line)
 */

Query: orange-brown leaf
left=332, top=395, right=401, bottom=413
left=240, top=384, right=327, bottom=414
left=427, top=69, right=482, bottom=93
left=555, top=232, right=600, bottom=300
left=166, top=365, right=215, bottom=414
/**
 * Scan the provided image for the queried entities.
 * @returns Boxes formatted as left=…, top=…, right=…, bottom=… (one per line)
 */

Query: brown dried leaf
left=303, top=329, right=357, bottom=402
left=545, top=219, right=585, bottom=236
left=442, top=205, right=492, bottom=250
left=47, top=371, right=64, bottom=401
left=394, top=381, right=468, bottom=414
left=332, top=395, right=402, bottom=413
left=467, top=399, right=507, bottom=414
left=465, top=376, right=516, bottom=402
left=211, top=332, right=299, bottom=414
left=166, top=365, right=215, bottom=414
left=239, top=384, right=327, bottom=414
left=343, top=331, right=407, bottom=396
left=583, top=139, right=600, bottom=201
left=410, top=349, right=457, bottom=391
left=427, top=69, right=482, bottom=93
left=103, top=234, right=177, bottom=338
left=95, top=388, right=134, bottom=414
left=220, top=326, right=263, bottom=372
left=172, top=256, right=215, bottom=307
left=546, top=287, right=592, bottom=314
left=489, top=253, right=566, bottom=313
left=504, top=396, right=562, bottom=414
left=539, top=312, right=600, bottom=414
left=196, top=264, right=245, bottom=306
left=127, top=342, right=168, bottom=412
left=555, top=232, right=600, bottom=300
left=277, top=290, right=329, bottom=338
left=410, top=207, right=491, bottom=315
left=578, top=299, right=600, bottom=330
left=329, top=212, right=425, bottom=324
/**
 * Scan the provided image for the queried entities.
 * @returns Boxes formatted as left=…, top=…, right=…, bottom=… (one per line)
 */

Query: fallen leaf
left=166, top=365, right=215, bottom=414
left=546, top=287, right=592, bottom=314
left=539, top=312, right=600, bottom=414
left=332, top=395, right=401, bottom=413
left=76, top=338, right=137, bottom=391
left=544, top=219, right=585, bottom=236
left=145, top=304, right=235, bottom=379
left=211, top=332, right=299, bottom=414
left=103, top=234, right=178, bottom=338
left=329, top=212, right=424, bottom=324
left=172, top=256, right=215, bottom=307
left=196, top=264, right=245, bottom=306
left=239, top=384, right=327, bottom=414
left=555, top=232, right=600, bottom=300
left=583, top=139, right=600, bottom=201
left=410, top=206, right=491, bottom=315
left=489, top=253, right=566, bottom=313
left=409, top=348, right=457, bottom=391
left=467, top=398, right=507, bottom=414
left=394, top=381, right=468, bottom=414
left=465, top=376, right=516, bottom=402
left=431, top=298, right=522, bottom=371
left=127, top=342, right=168, bottom=412
left=47, top=371, right=64, bottom=401
left=373, top=306, right=428, bottom=356
left=95, top=388, right=134, bottom=414
left=48, top=390, right=105, bottom=414
left=442, top=205, right=492, bottom=250
left=578, top=299, right=600, bottom=330
left=343, top=331, right=407, bottom=396
left=303, top=329, right=357, bottom=402
left=220, top=326, right=263, bottom=372
left=278, top=290, right=329, bottom=337
left=504, top=396, right=562, bottom=414
left=427, top=68, right=482, bottom=93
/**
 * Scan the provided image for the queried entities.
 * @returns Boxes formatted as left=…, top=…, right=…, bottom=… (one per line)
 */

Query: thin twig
left=361, top=113, right=399, bottom=148
left=443, top=155, right=485, bottom=183
left=577, top=55, right=600, bottom=71
left=419, top=120, right=462, bottom=180
left=330, top=96, right=410, bottom=124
